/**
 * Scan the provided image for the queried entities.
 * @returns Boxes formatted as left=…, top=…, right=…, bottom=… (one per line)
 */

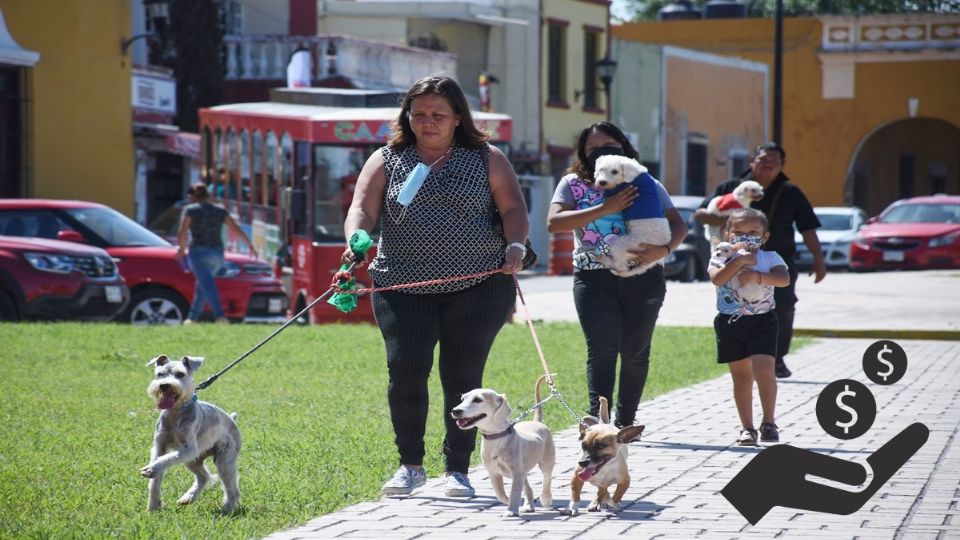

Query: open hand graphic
left=721, top=423, right=929, bottom=525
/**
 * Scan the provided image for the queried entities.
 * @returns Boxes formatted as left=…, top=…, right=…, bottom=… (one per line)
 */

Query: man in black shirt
left=695, top=142, right=826, bottom=378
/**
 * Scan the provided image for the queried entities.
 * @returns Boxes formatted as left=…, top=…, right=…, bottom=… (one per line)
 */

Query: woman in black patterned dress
left=343, top=76, right=528, bottom=498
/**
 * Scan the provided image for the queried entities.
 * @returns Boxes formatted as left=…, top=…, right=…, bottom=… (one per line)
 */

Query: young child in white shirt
left=709, top=208, right=791, bottom=446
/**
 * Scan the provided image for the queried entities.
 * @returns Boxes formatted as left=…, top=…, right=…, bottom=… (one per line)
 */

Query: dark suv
left=0, top=235, right=129, bottom=321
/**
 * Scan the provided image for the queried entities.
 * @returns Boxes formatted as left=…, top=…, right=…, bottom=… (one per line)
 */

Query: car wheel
left=124, top=288, right=189, bottom=326
left=680, top=256, right=698, bottom=283
left=0, top=291, right=18, bottom=322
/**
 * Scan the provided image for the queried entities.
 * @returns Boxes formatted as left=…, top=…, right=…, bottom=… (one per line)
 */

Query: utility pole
left=773, top=0, right=783, bottom=144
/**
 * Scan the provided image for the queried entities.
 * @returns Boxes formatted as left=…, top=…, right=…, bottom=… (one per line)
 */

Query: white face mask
left=395, top=148, right=451, bottom=207
left=397, top=163, right=431, bottom=207
left=731, top=234, right=763, bottom=249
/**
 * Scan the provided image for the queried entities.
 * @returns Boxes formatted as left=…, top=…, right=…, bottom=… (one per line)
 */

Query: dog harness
left=715, top=192, right=745, bottom=211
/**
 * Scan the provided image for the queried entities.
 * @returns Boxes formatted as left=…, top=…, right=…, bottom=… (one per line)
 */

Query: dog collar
left=482, top=424, right=515, bottom=440
left=176, top=395, right=198, bottom=409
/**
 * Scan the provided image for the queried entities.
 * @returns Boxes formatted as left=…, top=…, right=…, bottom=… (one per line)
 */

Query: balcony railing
left=223, top=34, right=457, bottom=90
left=821, top=14, right=960, bottom=53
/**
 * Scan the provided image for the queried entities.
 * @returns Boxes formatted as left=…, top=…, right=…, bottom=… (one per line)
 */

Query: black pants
left=573, top=266, right=665, bottom=425
left=773, top=257, right=799, bottom=364
left=372, top=273, right=515, bottom=474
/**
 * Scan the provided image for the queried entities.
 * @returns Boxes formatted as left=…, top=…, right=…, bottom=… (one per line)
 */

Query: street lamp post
left=121, top=0, right=172, bottom=56
left=596, top=56, right=617, bottom=121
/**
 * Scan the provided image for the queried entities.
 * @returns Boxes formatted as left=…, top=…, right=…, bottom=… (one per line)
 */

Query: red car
left=850, top=195, right=960, bottom=271
left=0, top=235, right=129, bottom=321
left=0, top=200, right=288, bottom=325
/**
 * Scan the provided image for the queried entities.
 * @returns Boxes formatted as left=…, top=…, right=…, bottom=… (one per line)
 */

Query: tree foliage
left=623, top=0, right=960, bottom=20
left=149, top=0, right=224, bottom=132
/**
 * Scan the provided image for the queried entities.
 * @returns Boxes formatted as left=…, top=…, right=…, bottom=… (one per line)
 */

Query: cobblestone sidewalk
left=266, top=339, right=960, bottom=540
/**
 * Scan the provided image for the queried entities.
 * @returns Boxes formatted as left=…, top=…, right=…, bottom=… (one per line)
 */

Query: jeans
left=773, top=255, right=799, bottom=364
left=187, top=245, right=225, bottom=320
left=372, top=273, right=516, bottom=474
left=573, top=266, right=665, bottom=425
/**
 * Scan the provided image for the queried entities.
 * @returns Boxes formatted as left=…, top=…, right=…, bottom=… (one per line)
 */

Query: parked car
left=850, top=195, right=960, bottom=272
left=666, top=196, right=712, bottom=282
left=0, top=200, right=288, bottom=325
left=148, top=201, right=186, bottom=244
left=794, top=206, right=868, bottom=270
left=0, top=235, right=129, bottom=321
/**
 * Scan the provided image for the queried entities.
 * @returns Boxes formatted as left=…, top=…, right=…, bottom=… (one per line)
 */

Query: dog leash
left=511, top=274, right=588, bottom=428
left=196, top=267, right=502, bottom=391
left=195, top=261, right=360, bottom=390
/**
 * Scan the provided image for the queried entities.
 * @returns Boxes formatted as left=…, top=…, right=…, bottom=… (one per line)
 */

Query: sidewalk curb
left=794, top=328, right=960, bottom=341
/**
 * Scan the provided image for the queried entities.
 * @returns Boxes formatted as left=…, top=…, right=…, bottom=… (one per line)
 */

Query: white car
left=794, top=206, right=868, bottom=269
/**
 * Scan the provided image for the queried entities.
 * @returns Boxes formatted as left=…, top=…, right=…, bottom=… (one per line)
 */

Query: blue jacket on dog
left=605, top=172, right=664, bottom=220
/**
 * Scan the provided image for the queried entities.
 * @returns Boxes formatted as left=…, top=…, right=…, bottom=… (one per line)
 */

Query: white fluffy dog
left=714, top=241, right=764, bottom=303
left=704, top=181, right=765, bottom=247
left=593, top=155, right=671, bottom=277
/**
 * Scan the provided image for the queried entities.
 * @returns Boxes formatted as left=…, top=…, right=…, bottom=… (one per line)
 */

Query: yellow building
left=614, top=14, right=960, bottom=216
left=0, top=3, right=135, bottom=214
left=541, top=0, right=612, bottom=179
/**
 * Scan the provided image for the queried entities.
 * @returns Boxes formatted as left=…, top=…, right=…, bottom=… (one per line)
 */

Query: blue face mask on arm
left=397, top=163, right=431, bottom=206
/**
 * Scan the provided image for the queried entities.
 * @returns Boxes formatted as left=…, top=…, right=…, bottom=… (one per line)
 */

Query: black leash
left=196, top=261, right=357, bottom=391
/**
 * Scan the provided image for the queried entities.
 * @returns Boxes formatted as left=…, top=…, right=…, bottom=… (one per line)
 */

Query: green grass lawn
left=0, top=321, right=801, bottom=539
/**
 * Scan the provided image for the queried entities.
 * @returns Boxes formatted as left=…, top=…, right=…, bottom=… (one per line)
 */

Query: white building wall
left=242, top=0, right=288, bottom=34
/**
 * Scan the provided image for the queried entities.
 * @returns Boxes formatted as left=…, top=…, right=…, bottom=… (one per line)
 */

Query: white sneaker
left=442, top=472, right=475, bottom=497
left=381, top=466, right=426, bottom=496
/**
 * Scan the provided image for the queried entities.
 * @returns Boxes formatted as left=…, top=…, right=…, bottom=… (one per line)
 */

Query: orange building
left=614, top=14, right=960, bottom=216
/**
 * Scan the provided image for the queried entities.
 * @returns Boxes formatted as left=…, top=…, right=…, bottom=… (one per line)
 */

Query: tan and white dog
left=563, top=397, right=644, bottom=515
left=704, top=180, right=765, bottom=247
left=593, top=154, right=672, bottom=277
left=451, top=375, right=555, bottom=517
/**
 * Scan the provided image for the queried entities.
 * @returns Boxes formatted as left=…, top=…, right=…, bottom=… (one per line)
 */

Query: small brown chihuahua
left=563, top=397, right=644, bottom=515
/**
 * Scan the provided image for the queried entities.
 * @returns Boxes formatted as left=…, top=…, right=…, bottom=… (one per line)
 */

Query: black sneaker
left=736, top=428, right=758, bottom=446
left=775, top=360, right=792, bottom=378
left=759, top=422, right=779, bottom=443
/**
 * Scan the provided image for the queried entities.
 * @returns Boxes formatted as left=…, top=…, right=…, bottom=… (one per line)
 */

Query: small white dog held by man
left=703, top=180, right=765, bottom=246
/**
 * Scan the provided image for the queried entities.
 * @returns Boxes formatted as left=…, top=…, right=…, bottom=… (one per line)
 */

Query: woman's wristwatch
left=505, top=241, right=527, bottom=255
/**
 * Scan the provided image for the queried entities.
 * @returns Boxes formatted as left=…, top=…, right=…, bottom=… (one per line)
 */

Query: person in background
left=695, top=142, right=825, bottom=378
left=547, top=121, right=687, bottom=431
left=343, top=75, right=528, bottom=498
left=708, top=208, right=790, bottom=445
left=177, top=183, right=257, bottom=325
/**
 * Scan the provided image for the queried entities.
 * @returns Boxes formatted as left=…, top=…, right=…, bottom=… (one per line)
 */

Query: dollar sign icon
left=863, top=340, right=907, bottom=385
left=876, top=345, right=895, bottom=382
left=817, top=379, right=876, bottom=440
left=834, top=385, right=859, bottom=434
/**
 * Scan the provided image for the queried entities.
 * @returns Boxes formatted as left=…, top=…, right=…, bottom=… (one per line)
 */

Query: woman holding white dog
left=547, top=122, right=687, bottom=429
left=343, top=75, right=528, bottom=498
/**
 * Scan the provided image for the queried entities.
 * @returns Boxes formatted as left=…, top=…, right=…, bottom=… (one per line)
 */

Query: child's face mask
left=397, top=163, right=430, bottom=206
left=730, top=234, right=763, bottom=249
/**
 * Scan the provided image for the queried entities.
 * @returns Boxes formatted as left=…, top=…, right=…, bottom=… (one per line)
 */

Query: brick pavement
left=266, top=338, right=960, bottom=540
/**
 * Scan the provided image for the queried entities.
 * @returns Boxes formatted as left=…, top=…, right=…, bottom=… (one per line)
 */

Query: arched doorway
left=845, top=117, right=960, bottom=217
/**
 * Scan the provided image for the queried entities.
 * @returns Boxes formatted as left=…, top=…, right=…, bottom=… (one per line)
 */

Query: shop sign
left=132, top=73, right=176, bottom=114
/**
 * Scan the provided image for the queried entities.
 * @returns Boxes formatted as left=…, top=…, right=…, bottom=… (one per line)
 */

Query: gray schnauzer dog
left=142, top=355, right=242, bottom=514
